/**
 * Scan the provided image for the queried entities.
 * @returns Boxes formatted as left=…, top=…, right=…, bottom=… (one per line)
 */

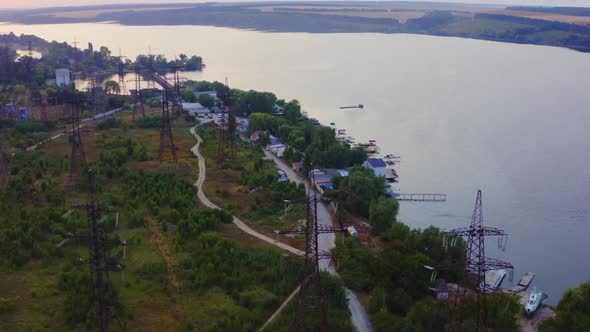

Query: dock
left=518, top=272, right=536, bottom=288
left=506, top=272, right=536, bottom=294
left=397, top=193, right=446, bottom=202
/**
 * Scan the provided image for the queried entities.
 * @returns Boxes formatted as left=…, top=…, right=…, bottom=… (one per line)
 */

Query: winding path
left=189, top=125, right=303, bottom=256
left=189, top=125, right=373, bottom=332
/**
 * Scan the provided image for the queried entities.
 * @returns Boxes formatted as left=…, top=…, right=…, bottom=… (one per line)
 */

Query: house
left=362, top=158, right=387, bottom=177
left=250, top=130, right=266, bottom=142
left=195, top=90, right=217, bottom=98
left=273, top=104, right=285, bottom=116
left=267, top=143, right=286, bottom=157
left=325, top=168, right=350, bottom=178
left=236, top=117, right=249, bottom=133
left=182, top=102, right=209, bottom=114
left=55, top=68, right=71, bottom=86
left=309, top=169, right=333, bottom=193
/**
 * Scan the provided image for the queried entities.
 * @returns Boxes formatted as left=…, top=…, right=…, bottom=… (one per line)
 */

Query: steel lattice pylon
left=67, top=99, right=88, bottom=189
left=87, top=72, right=103, bottom=117
left=132, top=62, right=145, bottom=120
left=216, top=106, right=228, bottom=168
left=68, top=169, right=126, bottom=332
left=279, top=173, right=346, bottom=331
left=0, top=145, right=7, bottom=187
left=158, top=88, right=177, bottom=163
left=449, top=190, right=513, bottom=330
left=117, top=53, right=128, bottom=96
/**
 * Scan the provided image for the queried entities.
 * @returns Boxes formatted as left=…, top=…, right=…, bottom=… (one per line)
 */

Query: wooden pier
left=397, top=193, right=446, bottom=202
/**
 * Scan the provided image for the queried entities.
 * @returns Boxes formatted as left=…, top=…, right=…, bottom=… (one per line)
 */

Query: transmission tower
left=67, top=99, right=88, bottom=189
left=158, top=88, right=177, bottom=163
left=279, top=173, right=347, bottom=331
left=68, top=169, right=126, bottom=332
left=132, top=62, right=145, bottom=120
left=448, top=190, right=513, bottom=330
left=39, top=100, right=48, bottom=122
left=0, top=146, right=8, bottom=187
left=216, top=106, right=227, bottom=168
left=87, top=71, right=103, bottom=117
left=170, top=59, right=184, bottom=116
left=116, top=50, right=128, bottom=96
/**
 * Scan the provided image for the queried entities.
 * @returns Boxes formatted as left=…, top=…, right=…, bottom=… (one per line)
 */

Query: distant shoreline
left=3, top=2, right=590, bottom=53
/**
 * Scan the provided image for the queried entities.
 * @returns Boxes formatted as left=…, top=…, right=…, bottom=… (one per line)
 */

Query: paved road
left=264, top=150, right=375, bottom=332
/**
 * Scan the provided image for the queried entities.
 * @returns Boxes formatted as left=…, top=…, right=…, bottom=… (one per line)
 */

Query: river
left=2, top=22, right=590, bottom=306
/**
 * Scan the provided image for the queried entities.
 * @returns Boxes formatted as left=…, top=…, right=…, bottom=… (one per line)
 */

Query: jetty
left=507, top=272, right=536, bottom=294
left=397, top=193, right=446, bottom=202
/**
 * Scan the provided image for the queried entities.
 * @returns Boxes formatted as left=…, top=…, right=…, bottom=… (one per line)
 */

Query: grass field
left=0, top=111, right=303, bottom=331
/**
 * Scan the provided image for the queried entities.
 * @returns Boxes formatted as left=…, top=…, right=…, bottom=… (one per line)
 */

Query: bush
left=135, top=116, right=161, bottom=128
left=96, top=118, right=121, bottom=130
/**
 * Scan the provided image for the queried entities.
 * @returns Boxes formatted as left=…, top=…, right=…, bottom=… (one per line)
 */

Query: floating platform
left=518, top=272, right=536, bottom=288
left=482, top=269, right=507, bottom=293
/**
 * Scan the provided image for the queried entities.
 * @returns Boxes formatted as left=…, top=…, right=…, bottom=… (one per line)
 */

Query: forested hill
left=5, top=2, right=590, bottom=53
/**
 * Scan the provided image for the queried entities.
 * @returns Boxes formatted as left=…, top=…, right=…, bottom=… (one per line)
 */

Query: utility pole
left=448, top=190, right=513, bottom=330
left=279, top=172, right=347, bottom=331
left=158, top=88, right=177, bottom=163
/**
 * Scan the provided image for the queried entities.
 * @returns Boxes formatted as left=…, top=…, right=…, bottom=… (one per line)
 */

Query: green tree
left=541, top=280, right=590, bottom=332
left=369, top=196, right=400, bottom=234
left=332, top=167, right=385, bottom=217
left=182, top=89, right=197, bottom=102
left=198, top=94, right=214, bottom=108
left=103, top=80, right=120, bottom=94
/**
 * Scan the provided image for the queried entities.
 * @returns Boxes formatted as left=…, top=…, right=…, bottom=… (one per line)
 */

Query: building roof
left=365, top=158, right=387, bottom=168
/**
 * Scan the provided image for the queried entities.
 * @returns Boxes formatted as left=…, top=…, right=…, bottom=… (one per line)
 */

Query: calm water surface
left=2, top=22, right=590, bottom=304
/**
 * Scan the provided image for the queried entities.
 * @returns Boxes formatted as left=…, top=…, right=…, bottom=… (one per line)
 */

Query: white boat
left=383, top=154, right=401, bottom=165
left=524, top=290, right=543, bottom=315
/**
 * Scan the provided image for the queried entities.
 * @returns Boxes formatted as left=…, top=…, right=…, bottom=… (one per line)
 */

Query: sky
left=1, top=0, right=590, bottom=10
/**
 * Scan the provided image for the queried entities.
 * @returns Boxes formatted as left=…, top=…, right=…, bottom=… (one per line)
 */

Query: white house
left=267, top=143, right=286, bottom=157
left=182, top=102, right=209, bottom=114
left=195, top=91, right=217, bottom=98
left=362, top=158, right=387, bottom=177
left=55, top=68, right=71, bottom=86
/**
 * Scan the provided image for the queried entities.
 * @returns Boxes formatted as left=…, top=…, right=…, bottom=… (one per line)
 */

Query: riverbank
left=5, top=3, right=590, bottom=53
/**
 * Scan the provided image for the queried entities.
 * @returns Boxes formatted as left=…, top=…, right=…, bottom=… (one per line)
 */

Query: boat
left=524, top=290, right=543, bottom=315
left=339, top=104, right=364, bottom=110
left=383, top=154, right=401, bottom=165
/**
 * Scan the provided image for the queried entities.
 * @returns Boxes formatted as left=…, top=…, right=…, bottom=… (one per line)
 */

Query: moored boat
left=524, top=290, right=543, bottom=315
